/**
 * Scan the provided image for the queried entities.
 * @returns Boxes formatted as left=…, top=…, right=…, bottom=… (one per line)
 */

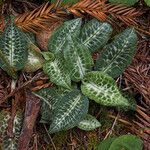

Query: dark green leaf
left=64, top=36, right=93, bottom=82
left=0, top=49, right=17, bottom=78
left=120, top=92, right=136, bottom=111
left=0, top=23, right=28, bottom=72
left=34, top=87, right=66, bottom=123
left=49, top=90, right=89, bottom=133
left=80, top=19, right=112, bottom=53
left=95, top=28, right=137, bottom=78
left=48, top=18, right=82, bottom=54
left=43, top=55, right=71, bottom=89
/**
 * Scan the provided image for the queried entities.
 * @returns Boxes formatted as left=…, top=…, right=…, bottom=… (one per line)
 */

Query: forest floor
left=0, top=0, right=150, bottom=150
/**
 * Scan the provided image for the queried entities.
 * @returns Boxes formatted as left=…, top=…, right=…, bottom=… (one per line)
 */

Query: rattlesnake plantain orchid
left=0, top=18, right=137, bottom=136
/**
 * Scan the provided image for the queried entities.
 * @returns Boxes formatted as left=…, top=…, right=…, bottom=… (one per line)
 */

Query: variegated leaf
left=49, top=90, right=89, bottom=133
left=0, top=111, right=10, bottom=137
left=0, top=23, right=28, bottom=72
left=24, top=32, right=36, bottom=43
left=0, top=49, right=17, bottom=78
left=24, top=43, right=44, bottom=73
left=95, top=28, right=137, bottom=78
left=77, top=114, right=101, bottom=131
left=34, top=87, right=67, bottom=123
left=48, top=18, right=82, bottom=54
left=0, top=111, right=23, bottom=150
left=81, top=71, right=135, bottom=110
left=64, top=36, right=93, bottom=82
left=120, top=92, right=136, bottom=111
left=80, top=19, right=113, bottom=53
left=43, top=56, right=71, bottom=89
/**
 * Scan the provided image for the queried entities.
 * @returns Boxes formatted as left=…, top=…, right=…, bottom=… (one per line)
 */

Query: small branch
left=7, top=78, right=18, bottom=138
left=108, top=114, right=132, bottom=126
left=11, top=78, right=17, bottom=92
left=17, top=90, right=41, bottom=150
left=55, top=0, right=63, bottom=9
left=43, top=124, right=57, bottom=150
left=104, top=112, right=119, bottom=140
left=0, top=72, right=43, bottom=106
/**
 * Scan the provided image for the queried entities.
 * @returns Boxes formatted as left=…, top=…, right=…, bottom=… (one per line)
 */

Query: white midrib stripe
left=55, top=21, right=79, bottom=52
left=86, top=82, right=107, bottom=96
left=10, top=142, right=15, bottom=150
left=55, top=40, right=65, bottom=53
left=34, top=93, right=51, bottom=109
left=52, top=60, right=70, bottom=88
left=83, top=25, right=105, bottom=46
left=76, top=55, right=85, bottom=78
left=10, top=26, right=15, bottom=66
left=13, top=115, right=19, bottom=133
left=102, top=29, right=134, bottom=73
left=51, top=95, right=81, bottom=130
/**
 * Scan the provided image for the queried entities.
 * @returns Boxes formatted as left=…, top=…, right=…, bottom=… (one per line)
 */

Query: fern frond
left=67, top=0, right=141, bottom=26
left=15, top=2, right=67, bottom=33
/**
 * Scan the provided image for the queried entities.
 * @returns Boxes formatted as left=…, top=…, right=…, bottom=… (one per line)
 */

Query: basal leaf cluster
left=35, top=18, right=138, bottom=133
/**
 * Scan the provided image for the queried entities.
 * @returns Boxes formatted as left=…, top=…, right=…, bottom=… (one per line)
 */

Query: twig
left=104, top=112, right=119, bottom=140
left=11, top=79, right=17, bottom=92
left=17, top=90, right=41, bottom=150
left=0, top=72, right=43, bottom=106
left=135, top=26, right=150, bottom=36
left=43, top=124, right=57, bottom=150
left=108, top=114, right=132, bottom=126
left=7, top=79, right=18, bottom=138
left=55, top=0, right=63, bottom=9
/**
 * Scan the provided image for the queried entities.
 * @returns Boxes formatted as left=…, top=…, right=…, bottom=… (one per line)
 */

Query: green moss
left=87, top=133, right=99, bottom=150
left=46, top=131, right=67, bottom=150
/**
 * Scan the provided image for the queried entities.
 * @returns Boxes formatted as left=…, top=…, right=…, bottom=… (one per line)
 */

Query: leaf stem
left=11, top=78, right=17, bottom=92
left=43, top=124, right=57, bottom=150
